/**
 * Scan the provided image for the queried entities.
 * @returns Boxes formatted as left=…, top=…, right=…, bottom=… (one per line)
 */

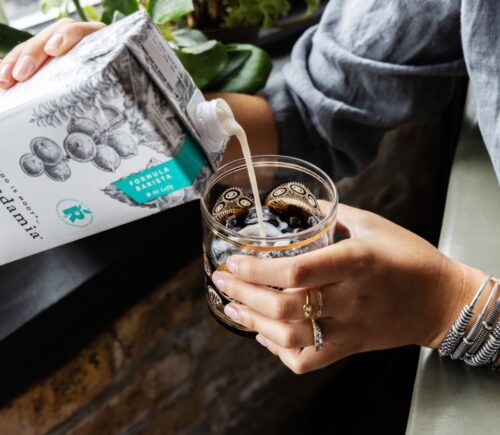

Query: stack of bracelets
left=439, top=274, right=500, bottom=369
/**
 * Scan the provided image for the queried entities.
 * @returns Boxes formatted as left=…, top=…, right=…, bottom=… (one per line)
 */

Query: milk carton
left=0, top=11, right=229, bottom=266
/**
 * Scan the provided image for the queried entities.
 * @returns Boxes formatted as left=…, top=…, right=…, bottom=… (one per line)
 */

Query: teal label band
left=114, top=135, right=206, bottom=205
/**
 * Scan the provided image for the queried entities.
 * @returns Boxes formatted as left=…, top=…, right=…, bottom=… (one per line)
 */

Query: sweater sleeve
left=461, top=1, right=500, bottom=183
left=262, top=0, right=466, bottom=181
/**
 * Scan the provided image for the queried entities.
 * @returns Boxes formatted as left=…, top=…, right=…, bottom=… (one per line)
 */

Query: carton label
left=114, top=134, right=206, bottom=204
left=56, top=199, right=94, bottom=227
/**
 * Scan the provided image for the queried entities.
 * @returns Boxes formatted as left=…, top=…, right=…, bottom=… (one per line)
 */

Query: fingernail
left=12, top=56, right=35, bottom=81
left=227, top=257, right=238, bottom=274
left=45, top=33, right=64, bottom=52
left=212, top=272, right=225, bottom=290
left=0, top=63, right=12, bottom=83
left=224, top=304, right=240, bottom=321
left=256, top=334, right=267, bottom=347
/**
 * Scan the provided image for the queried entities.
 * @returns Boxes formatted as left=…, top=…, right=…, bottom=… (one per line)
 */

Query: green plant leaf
left=304, top=0, right=320, bottom=17
left=40, top=0, right=72, bottom=18
left=0, top=24, right=32, bottom=58
left=101, top=0, right=139, bottom=24
left=157, top=23, right=174, bottom=40
left=83, top=5, right=101, bottom=21
left=206, top=49, right=250, bottom=90
left=39, top=0, right=64, bottom=14
left=70, top=0, right=87, bottom=21
left=148, top=0, right=194, bottom=25
left=112, top=10, right=127, bottom=22
left=175, top=40, right=227, bottom=90
left=216, top=44, right=272, bottom=94
left=172, top=28, right=207, bottom=47
left=225, top=0, right=290, bottom=28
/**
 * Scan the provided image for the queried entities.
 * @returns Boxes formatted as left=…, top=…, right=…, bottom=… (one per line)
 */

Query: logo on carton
left=56, top=199, right=94, bottom=228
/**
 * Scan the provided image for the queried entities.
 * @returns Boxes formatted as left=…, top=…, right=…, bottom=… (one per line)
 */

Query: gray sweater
left=264, top=0, right=500, bottom=182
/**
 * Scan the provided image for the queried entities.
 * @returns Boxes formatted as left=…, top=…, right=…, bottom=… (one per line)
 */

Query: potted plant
left=187, top=0, right=319, bottom=43
left=0, top=0, right=319, bottom=93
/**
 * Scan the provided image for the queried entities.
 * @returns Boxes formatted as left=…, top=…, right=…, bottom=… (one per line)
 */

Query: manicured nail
left=12, top=56, right=35, bottom=81
left=256, top=334, right=267, bottom=347
left=224, top=304, right=240, bottom=321
left=0, top=63, right=12, bottom=83
left=227, top=257, right=238, bottom=274
left=45, top=33, right=64, bottom=52
left=212, top=272, right=225, bottom=290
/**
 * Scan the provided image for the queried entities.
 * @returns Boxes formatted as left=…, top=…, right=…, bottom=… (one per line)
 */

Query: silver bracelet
left=465, top=318, right=500, bottom=367
left=452, top=279, right=499, bottom=360
left=465, top=280, right=500, bottom=357
left=438, top=275, right=492, bottom=357
left=490, top=353, right=500, bottom=371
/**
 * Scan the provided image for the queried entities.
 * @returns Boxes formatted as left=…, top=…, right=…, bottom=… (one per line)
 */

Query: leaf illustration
left=30, top=71, right=120, bottom=127
left=140, top=139, right=169, bottom=156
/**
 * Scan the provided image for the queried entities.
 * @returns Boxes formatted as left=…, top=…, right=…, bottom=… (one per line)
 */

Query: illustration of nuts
left=45, top=161, right=71, bottom=182
left=100, top=104, right=121, bottom=122
left=92, top=145, right=121, bottom=172
left=64, top=132, right=98, bottom=162
left=95, top=104, right=126, bottom=132
left=30, top=137, right=64, bottom=166
left=19, top=153, right=45, bottom=177
left=67, top=117, right=100, bottom=137
left=106, top=131, right=138, bottom=158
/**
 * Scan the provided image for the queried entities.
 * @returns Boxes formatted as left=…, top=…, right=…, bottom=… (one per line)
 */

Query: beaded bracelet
left=439, top=275, right=500, bottom=368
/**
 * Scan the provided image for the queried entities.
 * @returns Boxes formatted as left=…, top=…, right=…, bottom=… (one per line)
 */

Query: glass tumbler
left=201, top=155, right=338, bottom=337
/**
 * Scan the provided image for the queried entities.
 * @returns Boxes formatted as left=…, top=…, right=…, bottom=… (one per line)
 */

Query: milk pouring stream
left=199, top=99, right=267, bottom=239
left=0, top=11, right=266, bottom=266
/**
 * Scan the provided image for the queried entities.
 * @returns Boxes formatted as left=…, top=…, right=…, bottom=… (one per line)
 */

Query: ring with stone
left=311, top=318, right=324, bottom=351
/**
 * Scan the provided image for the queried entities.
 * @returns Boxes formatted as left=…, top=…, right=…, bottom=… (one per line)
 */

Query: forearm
left=205, top=92, right=279, bottom=164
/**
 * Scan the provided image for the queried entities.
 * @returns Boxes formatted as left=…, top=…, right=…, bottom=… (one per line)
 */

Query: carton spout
left=215, top=99, right=242, bottom=137
left=188, top=90, right=236, bottom=155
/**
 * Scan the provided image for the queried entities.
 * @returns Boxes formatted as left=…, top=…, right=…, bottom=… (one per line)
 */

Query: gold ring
left=303, top=290, right=313, bottom=319
left=311, top=318, right=324, bottom=351
left=314, top=289, right=323, bottom=320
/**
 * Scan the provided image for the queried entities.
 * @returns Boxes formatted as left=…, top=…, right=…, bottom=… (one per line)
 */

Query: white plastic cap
left=188, top=90, right=237, bottom=153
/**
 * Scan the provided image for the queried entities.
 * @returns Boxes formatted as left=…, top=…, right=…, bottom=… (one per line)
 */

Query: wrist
left=425, top=258, right=487, bottom=349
